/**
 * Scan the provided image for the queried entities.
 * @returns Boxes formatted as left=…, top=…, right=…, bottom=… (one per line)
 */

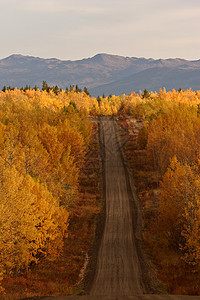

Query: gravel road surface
left=89, top=117, right=144, bottom=296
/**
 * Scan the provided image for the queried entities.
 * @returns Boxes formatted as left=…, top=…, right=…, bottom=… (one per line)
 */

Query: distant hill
left=0, top=53, right=200, bottom=96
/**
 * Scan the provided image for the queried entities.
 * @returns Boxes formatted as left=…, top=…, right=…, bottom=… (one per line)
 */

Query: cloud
left=13, top=0, right=143, bottom=18
left=169, top=7, right=200, bottom=21
left=16, top=0, right=109, bottom=15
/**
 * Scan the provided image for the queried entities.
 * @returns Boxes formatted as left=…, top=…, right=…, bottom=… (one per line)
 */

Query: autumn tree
left=180, top=171, right=200, bottom=269
left=147, top=103, right=200, bottom=175
left=158, top=157, right=198, bottom=248
left=0, top=167, right=69, bottom=276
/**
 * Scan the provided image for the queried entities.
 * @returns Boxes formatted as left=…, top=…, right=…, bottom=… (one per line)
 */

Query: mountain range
left=0, top=53, right=200, bottom=97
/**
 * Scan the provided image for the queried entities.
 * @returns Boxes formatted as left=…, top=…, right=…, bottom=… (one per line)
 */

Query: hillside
left=0, top=53, right=200, bottom=96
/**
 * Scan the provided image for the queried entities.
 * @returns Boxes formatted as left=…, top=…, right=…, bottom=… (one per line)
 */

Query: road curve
left=89, top=117, right=144, bottom=296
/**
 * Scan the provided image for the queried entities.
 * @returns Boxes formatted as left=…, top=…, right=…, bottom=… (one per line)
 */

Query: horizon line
left=0, top=53, right=200, bottom=62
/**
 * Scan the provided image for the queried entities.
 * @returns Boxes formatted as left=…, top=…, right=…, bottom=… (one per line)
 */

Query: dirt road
left=89, top=117, right=144, bottom=296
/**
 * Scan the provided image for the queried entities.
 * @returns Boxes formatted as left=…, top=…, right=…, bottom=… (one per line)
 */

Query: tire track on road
left=89, top=117, right=144, bottom=296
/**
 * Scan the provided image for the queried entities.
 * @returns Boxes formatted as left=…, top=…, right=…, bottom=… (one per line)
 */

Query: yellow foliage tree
left=181, top=176, right=200, bottom=269
left=39, top=123, right=64, bottom=164
left=147, top=104, right=200, bottom=175
left=58, top=120, right=85, bottom=166
left=0, top=167, right=69, bottom=275
left=159, top=156, right=195, bottom=247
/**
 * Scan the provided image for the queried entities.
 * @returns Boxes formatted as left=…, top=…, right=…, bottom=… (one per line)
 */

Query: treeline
left=1, top=82, right=91, bottom=96
left=0, top=89, right=93, bottom=292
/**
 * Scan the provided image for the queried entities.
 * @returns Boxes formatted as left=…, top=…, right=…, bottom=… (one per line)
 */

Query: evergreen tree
left=84, top=87, right=90, bottom=96
left=142, top=89, right=150, bottom=99
left=97, top=96, right=101, bottom=105
left=53, top=85, right=59, bottom=95
left=70, top=85, right=74, bottom=92
left=42, top=81, right=50, bottom=92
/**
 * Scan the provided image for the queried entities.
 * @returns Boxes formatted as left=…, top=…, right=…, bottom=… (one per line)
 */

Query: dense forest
left=0, top=87, right=99, bottom=296
left=1, top=86, right=200, bottom=296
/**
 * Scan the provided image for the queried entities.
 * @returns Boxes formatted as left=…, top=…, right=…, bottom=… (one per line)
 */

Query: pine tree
left=84, top=87, right=90, bottom=96
left=142, top=89, right=150, bottom=99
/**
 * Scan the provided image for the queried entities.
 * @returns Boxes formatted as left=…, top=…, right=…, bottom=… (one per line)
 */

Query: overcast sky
left=0, top=0, right=199, bottom=60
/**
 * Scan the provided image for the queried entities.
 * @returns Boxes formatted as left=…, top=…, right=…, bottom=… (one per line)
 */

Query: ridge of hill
left=0, top=53, right=200, bottom=96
